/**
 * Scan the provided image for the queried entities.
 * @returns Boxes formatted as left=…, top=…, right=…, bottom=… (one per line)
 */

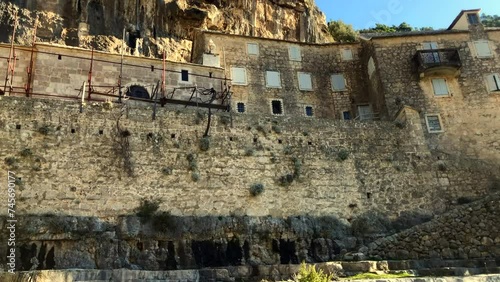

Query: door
left=422, top=42, right=440, bottom=63
left=358, top=105, right=373, bottom=121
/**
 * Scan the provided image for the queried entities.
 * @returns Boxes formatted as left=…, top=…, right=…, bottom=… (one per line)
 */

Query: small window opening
left=58, top=54, right=62, bottom=60
left=278, top=139, right=282, bottom=144
left=237, top=102, right=246, bottom=113
left=367, top=192, right=372, bottom=199
left=468, top=14, right=479, bottom=25
left=171, top=134, right=176, bottom=139
left=308, top=141, right=312, bottom=146
left=209, top=72, right=213, bottom=78
left=181, top=70, right=189, bottom=82
left=305, top=106, right=313, bottom=117
left=343, top=111, right=351, bottom=120
left=98, top=130, right=104, bottom=135
left=271, top=100, right=283, bottom=115
left=151, top=65, right=155, bottom=72
left=16, top=124, right=21, bottom=130
left=253, top=138, right=258, bottom=143
left=71, top=128, right=76, bottom=133
left=229, top=137, right=233, bottom=141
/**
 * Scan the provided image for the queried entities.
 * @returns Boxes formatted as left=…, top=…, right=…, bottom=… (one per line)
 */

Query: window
left=431, top=78, right=449, bottom=96
left=425, top=114, right=444, bottom=133
left=247, top=43, right=259, bottom=55
left=231, top=67, right=247, bottom=85
left=331, top=74, right=347, bottom=91
left=236, top=102, right=246, bottom=113
left=467, top=14, right=479, bottom=25
left=486, top=73, right=500, bottom=92
left=422, top=42, right=438, bottom=50
left=289, top=46, right=301, bottom=61
left=473, top=41, right=492, bottom=58
left=342, top=111, right=351, bottom=120
left=341, top=49, right=353, bottom=61
left=305, top=106, right=314, bottom=117
left=358, top=105, right=373, bottom=121
left=266, top=71, right=281, bottom=88
left=422, top=42, right=440, bottom=63
left=181, top=70, right=189, bottom=82
left=298, top=72, right=312, bottom=90
left=271, top=100, right=283, bottom=115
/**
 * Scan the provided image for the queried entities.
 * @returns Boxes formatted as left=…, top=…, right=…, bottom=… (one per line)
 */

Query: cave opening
left=226, top=238, right=243, bottom=265
left=19, top=243, right=38, bottom=271
left=191, top=240, right=225, bottom=267
left=46, top=247, right=56, bottom=269
left=166, top=241, right=178, bottom=270
left=128, top=30, right=140, bottom=54
left=126, top=85, right=150, bottom=99
left=87, top=0, right=105, bottom=35
left=279, top=239, right=299, bottom=264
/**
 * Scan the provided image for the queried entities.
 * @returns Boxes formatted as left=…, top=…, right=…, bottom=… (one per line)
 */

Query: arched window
left=126, top=85, right=150, bottom=99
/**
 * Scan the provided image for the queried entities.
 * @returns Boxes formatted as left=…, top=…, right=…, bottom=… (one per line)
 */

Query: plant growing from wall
left=199, top=136, right=211, bottom=151
left=152, top=211, right=176, bottom=232
left=38, top=125, right=52, bottom=135
left=244, top=147, right=255, bottom=156
left=4, top=157, right=18, bottom=167
left=114, top=108, right=134, bottom=177
left=292, top=157, right=302, bottom=179
left=161, top=167, right=173, bottom=175
left=249, top=183, right=264, bottom=196
left=186, top=153, right=200, bottom=182
left=293, top=262, right=336, bottom=282
left=337, top=148, right=349, bottom=161
left=20, top=148, right=33, bottom=157
left=272, top=125, right=282, bottom=134
left=136, top=198, right=161, bottom=219
left=194, top=111, right=205, bottom=125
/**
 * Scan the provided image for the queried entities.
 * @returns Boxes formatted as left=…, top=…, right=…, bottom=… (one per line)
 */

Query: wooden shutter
left=342, top=49, right=353, bottom=61
left=423, top=42, right=438, bottom=50
left=247, top=43, right=259, bottom=55
left=474, top=41, right=492, bottom=57
left=231, top=67, right=247, bottom=85
left=332, top=74, right=346, bottom=91
left=432, top=79, right=449, bottom=96
left=487, top=74, right=500, bottom=92
left=289, top=46, right=301, bottom=61
left=266, top=71, right=281, bottom=88
left=298, top=72, right=312, bottom=90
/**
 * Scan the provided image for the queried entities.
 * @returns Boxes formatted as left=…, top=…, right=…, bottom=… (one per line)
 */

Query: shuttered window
left=331, top=74, right=346, bottom=91
left=247, top=43, right=259, bottom=55
left=431, top=78, right=449, bottom=96
left=298, top=72, right=312, bottom=90
left=231, top=67, right=247, bottom=85
left=425, top=114, right=444, bottom=133
left=341, top=49, right=353, bottom=61
left=486, top=74, right=500, bottom=92
left=474, top=41, right=492, bottom=58
left=289, top=46, right=301, bottom=61
left=266, top=71, right=281, bottom=88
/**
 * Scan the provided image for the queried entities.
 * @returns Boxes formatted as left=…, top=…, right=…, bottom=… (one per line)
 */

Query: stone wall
left=0, top=96, right=497, bottom=219
left=0, top=43, right=225, bottom=101
left=192, top=31, right=368, bottom=119
left=368, top=192, right=500, bottom=260
left=368, top=27, right=500, bottom=164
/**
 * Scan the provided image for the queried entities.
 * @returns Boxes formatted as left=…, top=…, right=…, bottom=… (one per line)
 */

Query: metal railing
left=414, top=49, right=462, bottom=72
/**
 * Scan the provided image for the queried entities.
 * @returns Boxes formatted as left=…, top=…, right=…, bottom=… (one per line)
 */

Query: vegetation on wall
left=481, top=13, right=500, bottom=27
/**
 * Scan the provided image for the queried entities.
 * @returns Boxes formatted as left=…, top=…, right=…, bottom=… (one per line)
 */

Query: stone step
left=415, top=266, right=500, bottom=277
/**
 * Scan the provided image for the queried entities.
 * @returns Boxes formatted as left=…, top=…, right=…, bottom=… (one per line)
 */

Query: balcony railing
left=414, top=49, right=462, bottom=77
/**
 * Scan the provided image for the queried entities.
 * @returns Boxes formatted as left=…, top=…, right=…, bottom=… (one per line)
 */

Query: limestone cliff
left=0, top=0, right=333, bottom=62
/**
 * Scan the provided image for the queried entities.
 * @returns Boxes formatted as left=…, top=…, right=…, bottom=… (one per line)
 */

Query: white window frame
left=247, top=43, right=259, bottom=56
left=289, top=46, right=302, bottom=61
left=297, top=72, right=313, bottom=91
left=486, top=73, right=500, bottom=92
left=179, top=69, right=192, bottom=84
left=265, top=71, right=281, bottom=88
left=341, top=49, right=353, bottom=61
left=473, top=40, right=493, bottom=58
left=304, top=105, right=314, bottom=117
left=431, top=78, right=450, bottom=97
left=331, top=73, right=347, bottom=91
left=236, top=102, right=246, bottom=114
left=230, top=67, right=247, bottom=85
left=425, top=114, right=444, bottom=133
left=270, top=99, right=284, bottom=116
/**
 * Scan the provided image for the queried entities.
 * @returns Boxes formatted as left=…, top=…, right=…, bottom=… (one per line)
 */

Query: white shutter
left=432, top=78, right=449, bottom=96
left=474, top=41, right=492, bottom=57
left=426, top=115, right=443, bottom=133
left=368, top=57, right=376, bottom=78
left=331, top=74, right=346, bottom=91
left=231, top=67, right=247, bottom=85
left=247, top=43, right=259, bottom=55
left=298, top=72, right=312, bottom=90
left=358, top=105, right=373, bottom=121
left=289, top=46, right=301, bottom=61
left=341, top=49, right=353, bottom=61
left=266, top=71, right=281, bottom=88
left=487, top=74, right=500, bottom=92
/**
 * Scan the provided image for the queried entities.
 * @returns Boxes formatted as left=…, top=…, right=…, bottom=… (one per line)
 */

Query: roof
left=447, top=9, right=481, bottom=30
left=359, top=29, right=468, bottom=40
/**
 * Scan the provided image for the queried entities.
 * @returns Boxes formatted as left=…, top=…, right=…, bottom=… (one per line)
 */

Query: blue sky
left=315, top=0, right=500, bottom=30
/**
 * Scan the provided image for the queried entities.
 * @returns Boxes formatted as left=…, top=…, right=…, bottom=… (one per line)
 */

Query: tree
left=480, top=13, right=500, bottom=27
left=327, top=20, right=358, bottom=42
left=359, top=22, right=434, bottom=34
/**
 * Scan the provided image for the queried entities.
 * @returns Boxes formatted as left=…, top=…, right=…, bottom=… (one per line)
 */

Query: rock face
left=0, top=0, right=333, bottom=61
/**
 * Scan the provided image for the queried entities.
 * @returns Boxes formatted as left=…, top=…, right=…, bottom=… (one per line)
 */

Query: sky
left=315, top=0, right=500, bottom=30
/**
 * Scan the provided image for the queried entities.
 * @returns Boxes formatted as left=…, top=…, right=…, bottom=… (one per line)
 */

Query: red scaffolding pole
left=3, top=11, right=18, bottom=95
left=87, top=47, right=94, bottom=102
left=26, top=16, right=38, bottom=97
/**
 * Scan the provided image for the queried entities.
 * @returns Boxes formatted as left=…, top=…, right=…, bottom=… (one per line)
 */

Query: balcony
left=414, top=49, right=462, bottom=78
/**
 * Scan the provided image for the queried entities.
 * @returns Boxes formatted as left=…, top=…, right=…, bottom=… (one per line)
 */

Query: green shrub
left=161, top=167, right=173, bottom=175
left=250, top=183, right=264, bottom=196
left=272, top=125, right=282, bottom=134
left=294, top=263, right=335, bottom=282
left=394, top=120, right=406, bottom=129
left=191, top=172, right=200, bottom=182
left=152, top=211, right=175, bottom=232
left=187, top=153, right=197, bottom=171
left=244, top=147, right=255, bottom=156
left=293, top=157, right=302, bottom=179
left=4, top=157, right=18, bottom=167
left=283, top=145, right=292, bottom=155
left=279, top=174, right=295, bottom=186
left=38, top=125, right=52, bottom=135
left=20, top=148, right=33, bottom=157
left=337, top=149, right=349, bottom=161
left=220, top=115, right=231, bottom=126
left=303, top=131, right=309, bottom=137
left=136, top=199, right=161, bottom=219
left=256, top=124, right=266, bottom=133
left=194, top=111, right=204, bottom=125
left=199, top=136, right=211, bottom=151
left=437, top=161, right=447, bottom=171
